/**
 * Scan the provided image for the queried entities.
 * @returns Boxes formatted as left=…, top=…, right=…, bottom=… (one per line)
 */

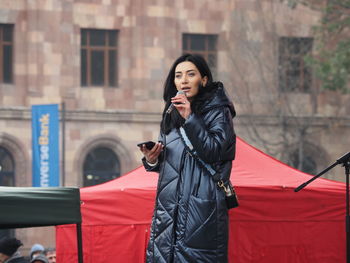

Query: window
left=287, top=142, right=327, bottom=175
left=83, top=147, right=121, bottom=186
left=182, top=34, right=218, bottom=75
left=279, top=37, right=313, bottom=92
left=81, top=29, right=118, bottom=87
left=0, top=24, right=14, bottom=84
left=0, top=146, right=15, bottom=186
left=0, top=146, right=15, bottom=239
left=290, top=151, right=317, bottom=175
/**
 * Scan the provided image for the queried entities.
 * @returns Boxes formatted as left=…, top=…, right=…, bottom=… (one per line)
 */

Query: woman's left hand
left=171, top=92, right=191, bottom=119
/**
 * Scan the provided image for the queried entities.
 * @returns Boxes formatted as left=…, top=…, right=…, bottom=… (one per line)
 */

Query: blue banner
left=32, top=104, right=60, bottom=187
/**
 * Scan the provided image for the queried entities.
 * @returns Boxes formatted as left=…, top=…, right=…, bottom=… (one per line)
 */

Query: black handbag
left=178, top=127, right=239, bottom=209
left=218, top=180, right=239, bottom=209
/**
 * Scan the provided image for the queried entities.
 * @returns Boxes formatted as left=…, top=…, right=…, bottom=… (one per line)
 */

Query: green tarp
left=0, top=187, right=81, bottom=228
left=0, top=186, right=83, bottom=262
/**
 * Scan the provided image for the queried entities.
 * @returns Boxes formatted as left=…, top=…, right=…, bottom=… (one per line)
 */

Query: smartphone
left=137, top=141, right=156, bottom=150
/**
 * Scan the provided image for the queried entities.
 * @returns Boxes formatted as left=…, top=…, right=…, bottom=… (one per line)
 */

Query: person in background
left=29, top=244, right=44, bottom=260
left=0, top=237, right=28, bottom=263
left=43, top=248, right=55, bottom=263
left=29, top=255, right=48, bottom=263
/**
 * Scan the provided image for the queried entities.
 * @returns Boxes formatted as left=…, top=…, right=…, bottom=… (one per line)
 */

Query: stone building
left=0, top=0, right=349, bottom=253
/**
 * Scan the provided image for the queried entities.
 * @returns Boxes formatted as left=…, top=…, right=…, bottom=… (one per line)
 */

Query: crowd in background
left=0, top=237, right=56, bottom=263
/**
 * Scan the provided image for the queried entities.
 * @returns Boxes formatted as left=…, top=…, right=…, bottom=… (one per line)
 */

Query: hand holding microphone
left=167, top=90, right=191, bottom=119
left=166, top=90, right=185, bottom=114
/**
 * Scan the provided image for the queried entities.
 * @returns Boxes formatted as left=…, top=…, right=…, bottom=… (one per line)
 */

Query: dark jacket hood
left=201, top=82, right=236, bottom=118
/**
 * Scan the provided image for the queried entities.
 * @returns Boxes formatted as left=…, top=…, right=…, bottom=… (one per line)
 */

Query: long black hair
left=160, top=54, right=216, bottom=134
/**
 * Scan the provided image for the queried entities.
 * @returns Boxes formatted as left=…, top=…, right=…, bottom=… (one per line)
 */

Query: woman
left=140, top=54, right=236, bottom=262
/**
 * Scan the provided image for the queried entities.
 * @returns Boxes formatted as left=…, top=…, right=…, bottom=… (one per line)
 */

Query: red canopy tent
left=56, top=137, right=346, bottom=262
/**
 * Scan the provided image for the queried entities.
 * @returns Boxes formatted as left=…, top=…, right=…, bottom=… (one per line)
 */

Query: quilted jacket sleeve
left=182, top=106, right=235, bottom=164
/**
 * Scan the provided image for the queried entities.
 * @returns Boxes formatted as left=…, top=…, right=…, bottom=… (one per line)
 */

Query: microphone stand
left=294, top=151, right=350, bottom=263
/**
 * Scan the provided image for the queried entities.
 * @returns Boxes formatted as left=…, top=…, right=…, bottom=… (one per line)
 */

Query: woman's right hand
left=139, top=142, right=163, bottom=164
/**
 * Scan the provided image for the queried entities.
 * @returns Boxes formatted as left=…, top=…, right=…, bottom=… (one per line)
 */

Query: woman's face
left=174, top=61, right=207, bottom=99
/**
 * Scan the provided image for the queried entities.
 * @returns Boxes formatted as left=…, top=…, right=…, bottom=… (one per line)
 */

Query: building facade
left=0, top=0, right=349, bottom=253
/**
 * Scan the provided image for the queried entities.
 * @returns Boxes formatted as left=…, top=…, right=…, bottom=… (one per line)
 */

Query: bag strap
left=179, top=127, right=220, bottom=182
left=179, top=127, right=237, bottom=197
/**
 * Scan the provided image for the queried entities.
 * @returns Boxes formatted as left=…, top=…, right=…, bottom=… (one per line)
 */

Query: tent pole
left=77, top=223, right=83, bottom=263
left=345, top=163, right=350, bottom=263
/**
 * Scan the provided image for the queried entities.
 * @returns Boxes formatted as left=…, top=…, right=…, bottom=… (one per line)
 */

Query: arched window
left=0, top=146, right=15, bottom=186
left=290, top=151, right=317, bottom=175
left=83, top=147, right=121, bottom=187
left=0, top=146, right=15, bottom=239
left=287, top=142, right=327, bottom=175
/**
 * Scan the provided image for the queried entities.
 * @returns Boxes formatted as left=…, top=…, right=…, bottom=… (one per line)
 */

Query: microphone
left=166, top=90, right=185, bottom=114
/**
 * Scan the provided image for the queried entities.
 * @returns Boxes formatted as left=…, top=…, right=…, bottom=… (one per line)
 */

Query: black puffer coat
left=143, top=84, right=236, bottom=263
